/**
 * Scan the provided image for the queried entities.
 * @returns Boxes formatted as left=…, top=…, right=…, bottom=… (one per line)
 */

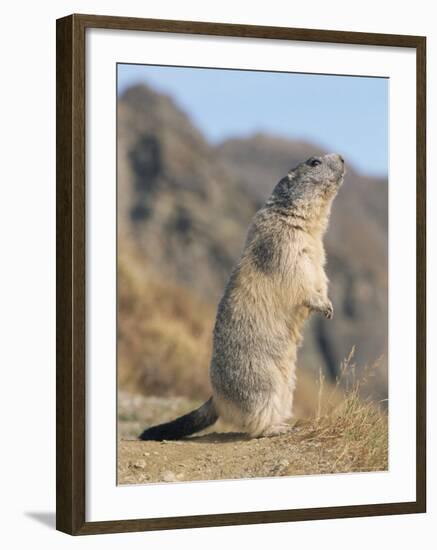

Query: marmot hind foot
left=258, top=423, right=294, bottom=438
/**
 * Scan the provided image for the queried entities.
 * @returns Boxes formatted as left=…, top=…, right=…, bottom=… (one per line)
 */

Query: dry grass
left=118, top=255, right=215, bottom=398
left=290, top=394, right=388, bottom=473
left=293, top=349, right=388, bottom=473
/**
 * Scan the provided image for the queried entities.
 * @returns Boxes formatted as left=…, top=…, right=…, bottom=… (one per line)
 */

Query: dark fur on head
left=267, top=154, right=345, bottom=219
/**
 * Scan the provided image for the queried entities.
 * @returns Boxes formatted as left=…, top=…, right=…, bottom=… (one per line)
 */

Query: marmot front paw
left=323, top=301, right=334, bottom=319
left=305, top=298, right=334, bottom=319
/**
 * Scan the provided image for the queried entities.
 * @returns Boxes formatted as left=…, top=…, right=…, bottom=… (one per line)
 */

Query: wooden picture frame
left=56, top=13, right=426, bottom=535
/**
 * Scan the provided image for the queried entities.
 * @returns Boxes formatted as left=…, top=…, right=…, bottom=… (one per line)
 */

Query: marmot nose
left=326, top=153, right=345, bottom=167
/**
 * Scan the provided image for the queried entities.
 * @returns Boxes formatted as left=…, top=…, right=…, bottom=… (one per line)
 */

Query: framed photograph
left=56, top=13, right=426, bottom=535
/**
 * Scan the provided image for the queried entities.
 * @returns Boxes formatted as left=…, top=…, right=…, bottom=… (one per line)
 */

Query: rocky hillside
left=117, top=84, right=388, bottom=402
left=118, top=85, right=255, bottom=300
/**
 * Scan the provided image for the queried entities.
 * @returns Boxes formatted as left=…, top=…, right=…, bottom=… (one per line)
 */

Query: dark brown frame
left=56, top=13, right=427, bottom=536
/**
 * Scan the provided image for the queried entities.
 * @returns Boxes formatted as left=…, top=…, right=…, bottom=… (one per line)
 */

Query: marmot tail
left=138, top=397, right=218, bottom=441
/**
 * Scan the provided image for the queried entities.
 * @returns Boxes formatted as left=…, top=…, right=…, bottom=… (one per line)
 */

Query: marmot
left=139, top=153, right=345, bottom=440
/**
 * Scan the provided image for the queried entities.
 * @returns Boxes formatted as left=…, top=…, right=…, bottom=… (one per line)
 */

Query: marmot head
left=268, top=153, right=345, bottom=213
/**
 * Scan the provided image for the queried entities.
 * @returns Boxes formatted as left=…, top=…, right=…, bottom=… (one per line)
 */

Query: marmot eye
left=308, top=158, right=322, bottom=167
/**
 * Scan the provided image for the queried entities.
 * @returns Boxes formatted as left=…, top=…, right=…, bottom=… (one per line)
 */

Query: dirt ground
left=118, top=392, right=388, bottom=485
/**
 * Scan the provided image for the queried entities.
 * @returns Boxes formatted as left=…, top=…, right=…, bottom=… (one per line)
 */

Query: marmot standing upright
left=139, top=153, right=345, bottom=440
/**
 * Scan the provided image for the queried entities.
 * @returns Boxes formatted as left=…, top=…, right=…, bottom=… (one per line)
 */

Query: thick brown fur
left=139, top=154, right=345, bottom=440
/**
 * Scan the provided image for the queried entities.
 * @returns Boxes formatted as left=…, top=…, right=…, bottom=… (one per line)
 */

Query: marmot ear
left=287, top=170, right=296, bottom=183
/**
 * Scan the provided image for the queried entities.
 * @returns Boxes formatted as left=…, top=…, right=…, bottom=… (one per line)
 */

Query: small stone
left=143, top=452, right=150, bottom=457
left=162, top=470, right=177, bottom=482
left=132, top=460, right=146, bottom=469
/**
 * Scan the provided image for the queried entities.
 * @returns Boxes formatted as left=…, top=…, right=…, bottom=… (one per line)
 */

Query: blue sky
left=118, top=64, right=388, bottom=177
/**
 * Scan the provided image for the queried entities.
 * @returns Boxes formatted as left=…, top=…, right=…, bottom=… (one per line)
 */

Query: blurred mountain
left=117, top=84, right=388, bottom=401
left=118, top=85, right=255, bottom=299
